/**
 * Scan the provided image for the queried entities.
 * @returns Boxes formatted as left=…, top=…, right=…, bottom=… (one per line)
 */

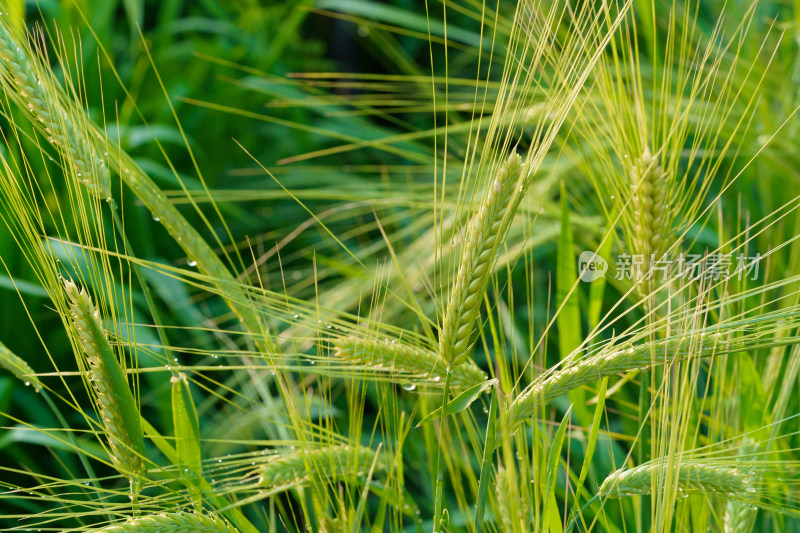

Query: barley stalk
left=0, top=341, right=41, bottom=391
left=0, top=20, right=111, bottom=200
left=440, top=152, right=527, bottom=367
left=256, top=445, right=382, bottom=489
left=600, top=461, right=754, bottom=498
left=91, top=511, right=239, bottom=532
left=333, top=336, right=485, bottom=389
left=64, top=280, right=146, bottom=485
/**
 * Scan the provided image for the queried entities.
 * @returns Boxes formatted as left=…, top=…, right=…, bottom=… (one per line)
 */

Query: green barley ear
left=92, top=511, right=239, bottom=532
left=0, top=20, right=112, bottom=201
left=440, top=152, right=526, bottom=367
left=0, top=341, right=41, bottom=391
left=506, top=334, right=715, bottom=434
left=0, top=16, right=273, bottom=358
left=629, top=147, right=668, bottom=283
left=333, top=336, right=485, bottom=390
left=723, top=441, right=760, bottom=533
left=506, top=340, right=663, bottom=432
left=64, top=280, right=146, bottom=486
left=599, top=461, right=753, bottom=498
left=494, top=466, right=515, bottom=533
left=257, top=445, right=383, bottom=490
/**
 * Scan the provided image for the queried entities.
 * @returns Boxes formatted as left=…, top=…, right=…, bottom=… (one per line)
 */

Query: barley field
left=0, top=0, right=799, bottom=531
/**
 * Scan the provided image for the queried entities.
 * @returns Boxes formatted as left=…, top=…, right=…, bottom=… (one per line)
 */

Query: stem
left=432, top=367, right=453, bottom=532
left=473, top=387, right=497, bottom=533
left=566, top=493, right=601, bottom=533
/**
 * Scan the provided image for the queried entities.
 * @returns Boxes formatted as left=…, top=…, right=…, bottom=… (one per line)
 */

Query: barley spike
left=0, top=20, right=111, bottom=200
left=0, top=17, right=273, bottom=361
left=600, top=461, right=753, bottom=498
left=724, top=441, right=760, bottom=533
left=333, top=336, right=485, bottom=389
left=629, top=148, right=668, bottom=278
left=0, top=341, right=41, bottom=391
left=440, top=152, right=526, bottom=367
left=65, top=280, right=146, bottom=485
left=505, top=333, right=737, bottom=433
left=92, top=511, right=239, bottom=532
left=256, top=445, right=382, bottom=489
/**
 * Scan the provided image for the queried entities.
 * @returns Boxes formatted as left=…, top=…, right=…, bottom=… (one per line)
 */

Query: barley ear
left=0, top=16, right=274, bottom=361
left=333, top=336, right=486, bottom=389
left=257, top=445, right=383, bottom=490
left=629, top=147, right=668, bottom=282
left=0, top=341, right=41, bottom=391
left=599, top=462, right=753, bottom=498
left=440, top=152, right=526, bottom=367
left=0, top=20, right=112, bottom=201
left=91, top=511, right=239, bottom=532
left=724, top=441, right=760, bottom=532
left=64, top=280, right=146, bottom=486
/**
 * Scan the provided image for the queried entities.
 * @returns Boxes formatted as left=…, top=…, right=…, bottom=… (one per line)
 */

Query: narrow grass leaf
left=575, top=377, right=607, bottom=499
left=415, top=378, right=496, bottom=427
left=171, top=372, right=202, bottom=494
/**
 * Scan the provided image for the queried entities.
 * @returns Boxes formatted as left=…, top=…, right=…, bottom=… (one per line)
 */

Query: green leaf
left=558, top=183, right=588, bottom=423
left=416, top=379, right=497, bottom=427
left=7, top=0, right=23, bottom=28
left=546, top=405, right=572, bottom=502
left=172, top=372, right=202, bottom=496
left=473, top=388, right=498, bottom=533
left=738, top=353, right=769, bottom=438
left=0, top=274, right=49, bottom=298
left=545, top=406, right=572, bottom=533
left=575, top=377, right=607, bottom=497
left=316, top=0, right=485, bottom=48
left=587, top=223, right=615, bottom=331
left=557, top=181, right=582, bottom=360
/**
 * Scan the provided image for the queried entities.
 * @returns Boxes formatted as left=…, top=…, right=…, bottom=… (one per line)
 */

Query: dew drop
left=401, top=382, right=417, bottom=391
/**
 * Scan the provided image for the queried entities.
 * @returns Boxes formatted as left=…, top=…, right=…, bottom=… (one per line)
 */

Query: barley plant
left=2, top=0, right=800, bottom=531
